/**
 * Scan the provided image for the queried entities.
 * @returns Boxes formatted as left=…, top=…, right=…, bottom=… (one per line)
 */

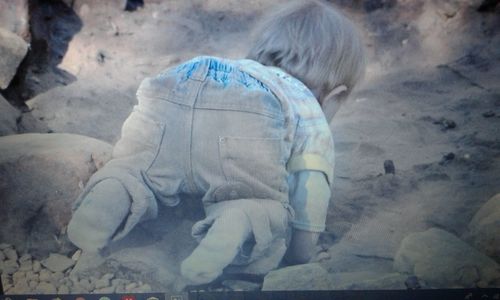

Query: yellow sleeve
left=287, top=154, right=334, bottom=186
left=288, top=170, right=331, bottom=232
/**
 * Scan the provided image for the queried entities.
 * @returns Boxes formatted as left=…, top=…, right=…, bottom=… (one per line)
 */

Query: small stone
left=71, top=249, right=82, bottom=261
left=136, top=283, right=152, bottom=292
left=41, top=253, right=76, bottom=273
left=11, top=279, right=29, bottom=294
left=39, top=269, right=52, bottom=282
left=51, top=271, right=64, bottom=282
left=28, top=280, right=38, bottom=290
left=0, top=243, right=12, bottom=250
left=95, top=277, right=111, bottom=289
left=36, top=281, right=57, bottom=294
left=384, top=160, right=396, bottom=175
left=32, top=260, right=42, bottom=273
left=222, top=280, right=261, bottom=291
left=1, top=273, right=12, bottom=285
left=2, top=259, right=19, bottom=274
left=482, top=111, right=496, bottom=118
left=19, top=254, right=32, bottom=262
left=125, top=282, right=138, bottom=291
left=79, top=278, right=95, bottom=291
left=58, top=284, right=70, bottom=294
left=405, top=275, right=421, bottom=289
left=19, top=260, right=33, bottom=272
left=13, top=271, right=26, bottom=284
left=94, top=286, right=116, bottom=293
left=25, top=271, right=38, bottom=281
left=0, top=251, right=5, bottom=261
left=3, top=247, right=18, bottom=261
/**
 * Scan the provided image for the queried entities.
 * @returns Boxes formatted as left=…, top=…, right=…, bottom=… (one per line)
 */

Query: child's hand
left=180, top=207, right=252, bottom=285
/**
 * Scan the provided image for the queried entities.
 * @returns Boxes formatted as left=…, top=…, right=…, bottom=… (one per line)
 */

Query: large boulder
left=0, top=27, right=29, bottom=89
left=0, top=95, right=20, bottom=136
left=462, top=193, right=500, bottom=263
left=26, top=80, right=136, bottom=143
left=262, top=263, right=332, bottom=290
left=0, top=1, right=29, bottom=40
left=394, top=228, right=500, bottom=288
left=0, top=133, right=112, bottom=257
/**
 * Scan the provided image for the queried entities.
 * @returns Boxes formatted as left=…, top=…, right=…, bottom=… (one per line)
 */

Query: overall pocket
left=218, top=136, right=286, bottom=196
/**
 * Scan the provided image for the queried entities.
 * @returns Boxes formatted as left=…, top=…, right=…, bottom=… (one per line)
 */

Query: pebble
left=32, top=260, right=42, bottom=272
left=28, top=280, right=38, bottom=290
left=37, top=281, right=57, bottom=294
left=19, top=253, right=32, bottom=262
left=13, top=271, right=26, bottom=284
left=19, top=260, right=33, bottom=272
left=222, top=280, right=261, bottom=291
left=39, top=269, right=52, bottom=282
left=125, top=282, right=138, bottom=291
left=2, top=259, right=19, bottom=274
left=58, top=284, right=70, bottom=294
left=0, top=244, right=12, bottom=250
left=41, top=253, right=76, bottom=273
left=51, top=271, right=64, bottom=283
left=137, top=283, right=152, bottom=292
left=482, top=111, right=495, bottom=118
left=316, top=251, right=331, bottom=262
left=79, top=278, right=95, bottom=291
left=71, top=249, right=82, bottom=261
left=95, top=286, right=116, bottom=293
left=3, top=247, right=18, bottom=261
left=0, top=251, right=5, bottom=261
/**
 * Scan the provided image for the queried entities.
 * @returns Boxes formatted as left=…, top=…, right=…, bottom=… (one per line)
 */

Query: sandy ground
left=1, top=0, right=499, bottom=293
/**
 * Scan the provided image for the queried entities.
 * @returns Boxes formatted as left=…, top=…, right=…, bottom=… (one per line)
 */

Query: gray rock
left=42, top=253, right=76, bottom=273
left=12, top=271, right=26, bottom=284
left=1, top=259, right=19, bottom=274
left=222, top=280, right=261, bottom=291
left=36, top=281, right=57, bottom=294
left=0, top=1, right=29, bottom=38
left=0, top=251, right=5, bottom=261
left=58, top=284, right=70, bottom=294
left=3, top=247, right=18, bottom=261
left=0, top=27, right=28, bottom=89
left=0, top=133, right=112, bottom=256
left=462, top=193, right=500, bottom=263
left=394, top=228, right=500, bottom=288
left=39, top=269, right=52, bottom=282
left=94, top=286, right=116, bottom=293
left=32, top=260, right=42, bottom=273
left=262, top=263, right=331, bottom=290
left=0, top=95, right=20, bottom=136
left=95, top=273, right=113, bottom=289
left=26, top=79, right=136, bottom=143
left=10, top=278, right=29, bottom=294
left=329, top=271, right=407, bottom=290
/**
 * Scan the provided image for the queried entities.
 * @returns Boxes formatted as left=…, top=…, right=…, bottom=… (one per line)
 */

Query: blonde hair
left=247, top=0, right=366, bottom=102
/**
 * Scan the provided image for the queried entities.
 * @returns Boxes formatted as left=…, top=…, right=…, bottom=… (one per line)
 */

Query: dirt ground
left=1, top=0, right=499, bottom=294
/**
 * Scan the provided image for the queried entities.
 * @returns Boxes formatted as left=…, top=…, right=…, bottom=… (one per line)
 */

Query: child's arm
left=285, top=170, right=331, bottom=264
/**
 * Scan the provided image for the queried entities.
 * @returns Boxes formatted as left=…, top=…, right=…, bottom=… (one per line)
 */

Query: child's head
left=247, top=0, right=366, bottom=108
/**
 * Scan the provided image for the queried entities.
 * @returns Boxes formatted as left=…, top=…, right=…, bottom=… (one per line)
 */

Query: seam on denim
left=195, top=106, right=284, bottom=121
left=145, top=122, right=166, bottom=173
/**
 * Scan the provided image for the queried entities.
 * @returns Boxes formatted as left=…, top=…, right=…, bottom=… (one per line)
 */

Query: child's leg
left=180, top=207, right=252, bottom=285
left=67, top=178, right=131, bottom=253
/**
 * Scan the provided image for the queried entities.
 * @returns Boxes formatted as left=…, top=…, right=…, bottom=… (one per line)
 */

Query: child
left=67, top=0, right=366, bottom=285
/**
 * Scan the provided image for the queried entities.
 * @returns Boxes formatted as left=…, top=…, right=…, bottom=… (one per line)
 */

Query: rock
left=19, top=260, right=33, bottom=272
left=0, top=251, right=5, bottom=261
left=0, top=0, right=29, bottom=39
left=394, top=228, right=500, bottom=288
left=1, top=260, right=19, bottom=275
left=12, top=271, right=26, bottom=284
left=125, top=282, right=138, bottom=291
left=222, top=280, right=261, bottom=291
left=0, top=27, right=28, bottom=89
left=0, top=244, right=12, bottom=250
left=39, top=269, right=52, bottom=282
left=136, top=283, right=152, bottom=292
left=51, top=271, right=64, bottom=283
left=262, top=263, right=331, bottom=290
left=95, top=273, right=114, bottom=289
left=26, top=80, right=136, bottom=143
left=405, top=275, right=422, bottom=289
left=384, top=159, right=395, bottom=174
left=463, top=193, right=500, bottom=263
left=58, top=284, right=70, bottom=294
left=32, top=260, right=42, bottom=273
left=36, top=281, right=57, bottom=294
left=28, top=280, right=38, bottom=290
left=0, top=133, right=112, bottom=256
left=10, top=278, right=29, bottom=294
left=0, top=95, right=20, bottom=136
left=3, top=247, right=18, bottom=261
left=79, top=278, right=94, bottom=291
left=41, top=253, right=76, bottom=273
left=95, top=286, right=116, bottom=293
left=329, top=272, right=407, bottom=290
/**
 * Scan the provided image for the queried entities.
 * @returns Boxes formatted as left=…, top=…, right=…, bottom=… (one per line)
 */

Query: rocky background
left=0, top=0, right=499, bottom=294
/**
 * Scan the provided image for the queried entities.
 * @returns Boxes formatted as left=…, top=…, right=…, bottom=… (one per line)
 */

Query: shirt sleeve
left=288, top=170, right=331, bottom=232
